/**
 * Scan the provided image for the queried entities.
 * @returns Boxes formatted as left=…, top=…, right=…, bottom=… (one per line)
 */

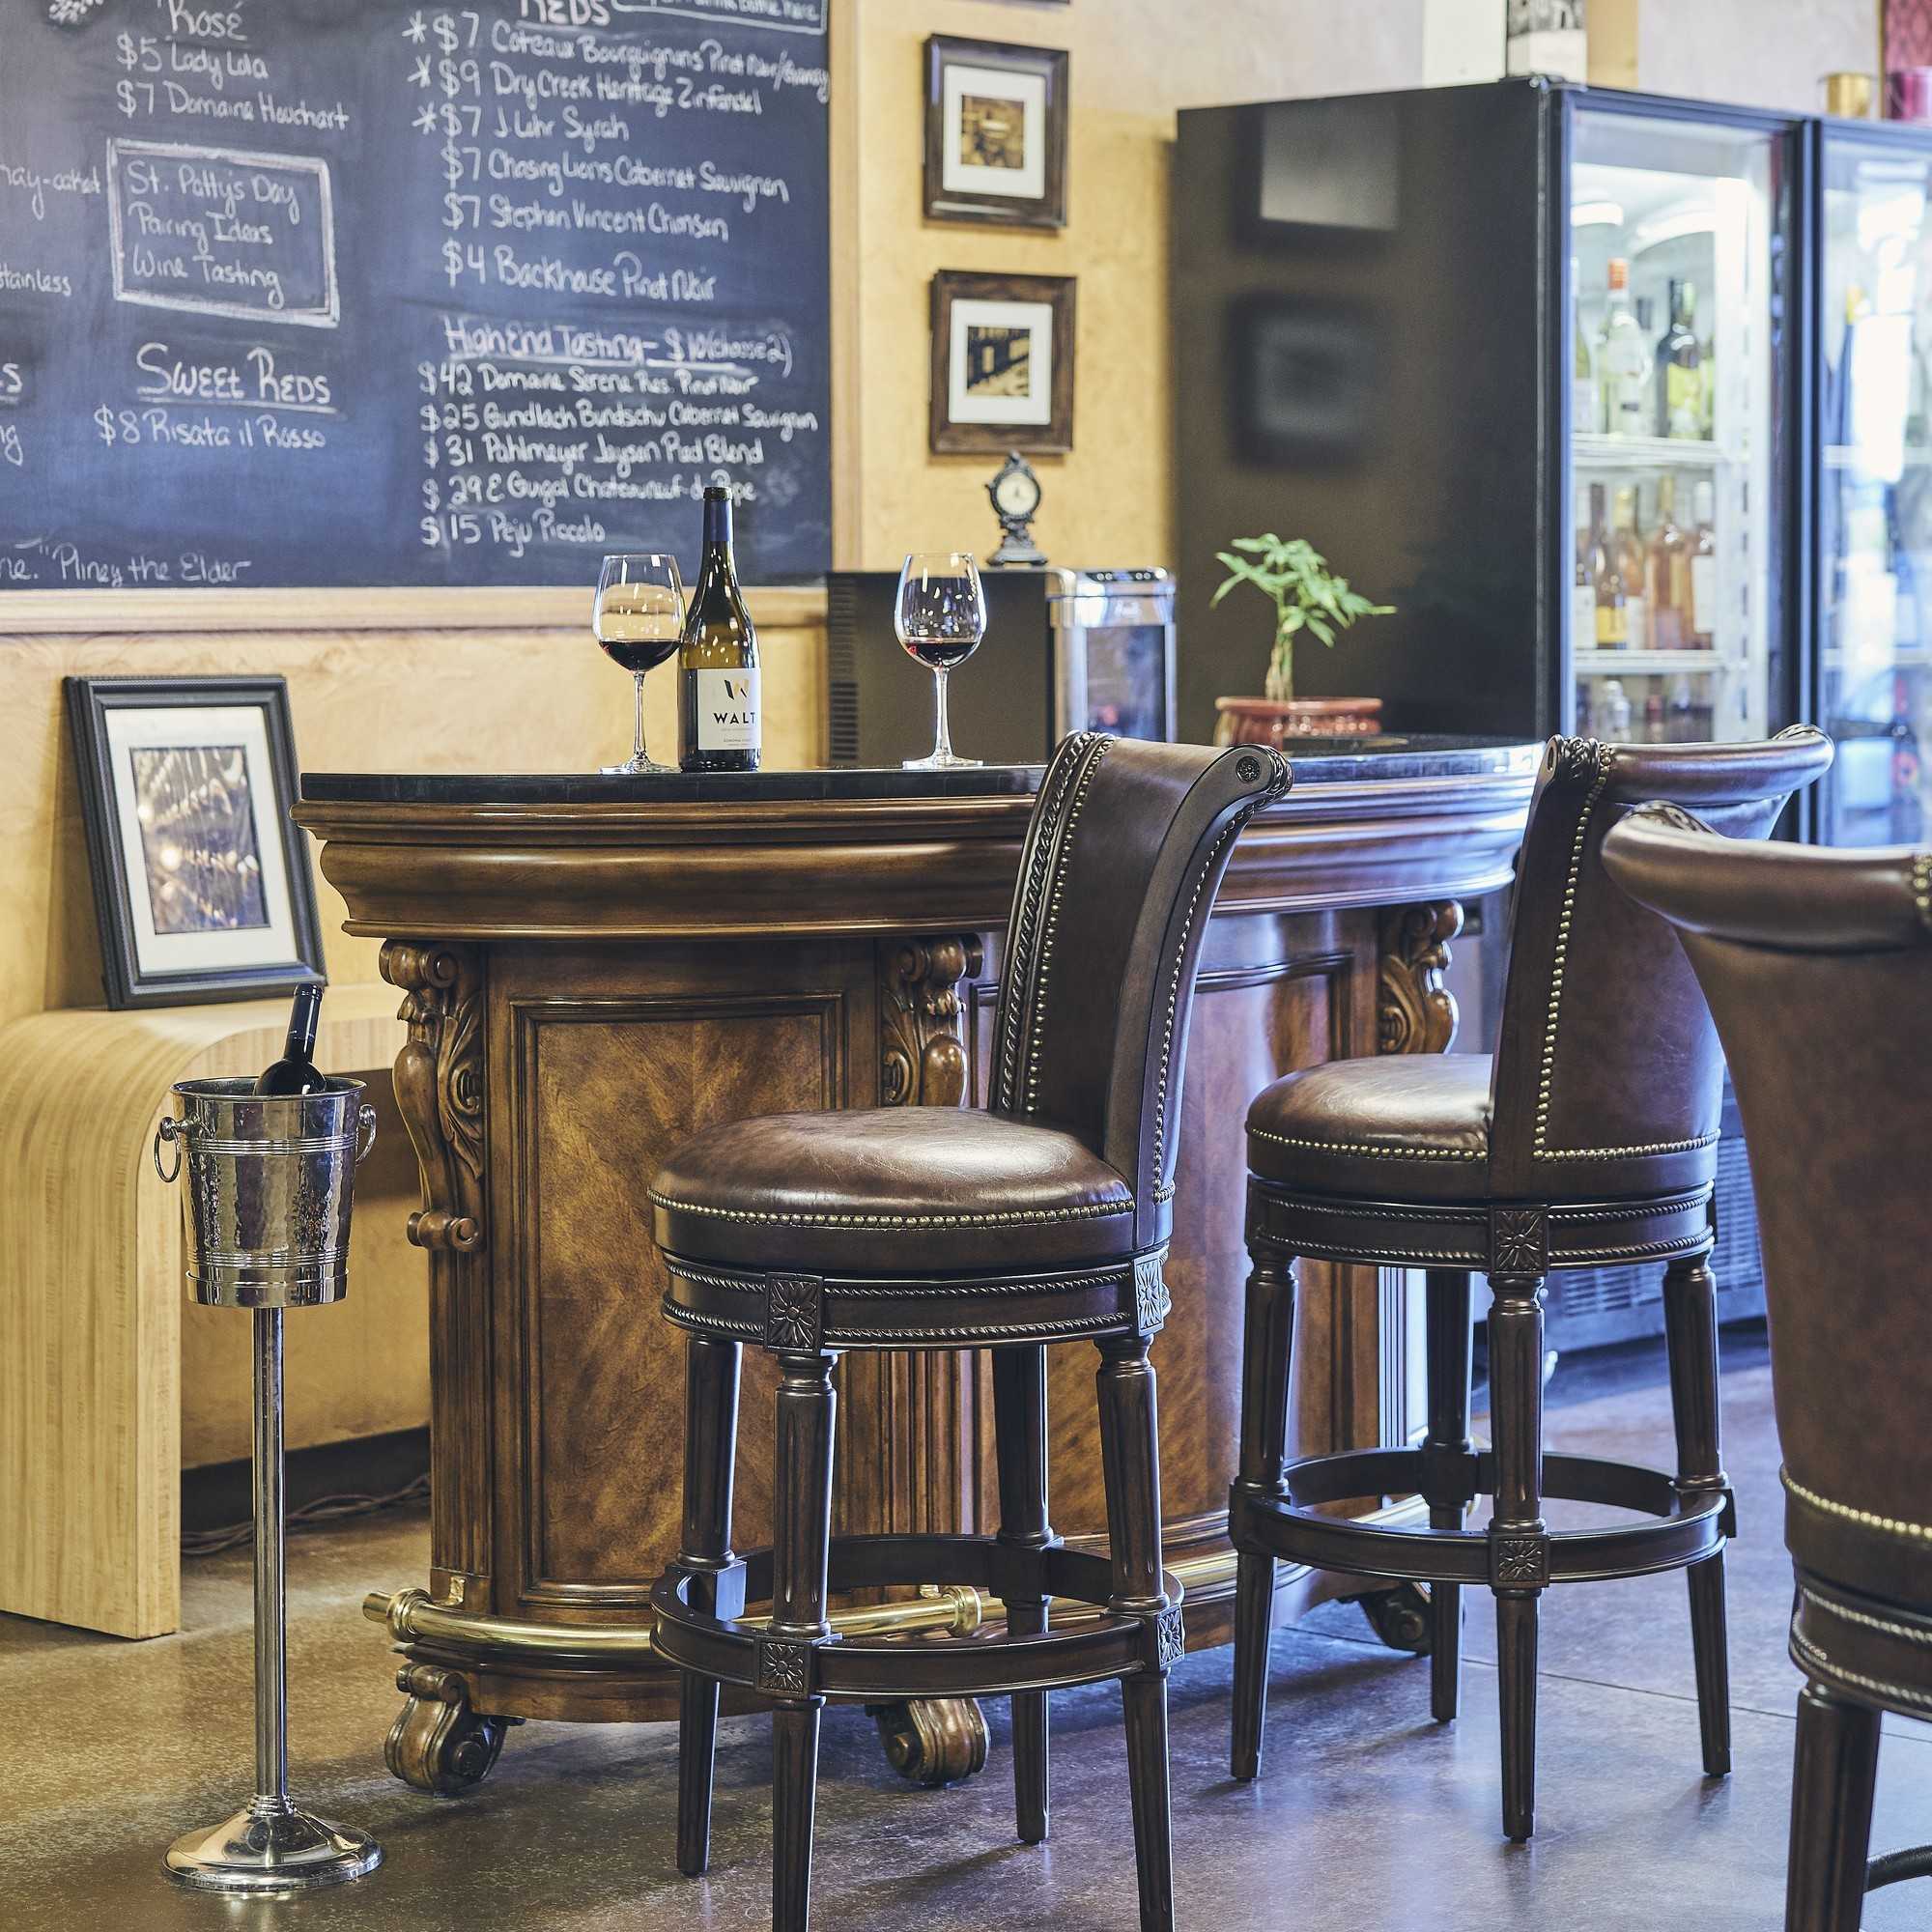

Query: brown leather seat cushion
left=651, top=1107, right=1137, bottom=1275
left=1247, top=1053, right=1494, bottom=1202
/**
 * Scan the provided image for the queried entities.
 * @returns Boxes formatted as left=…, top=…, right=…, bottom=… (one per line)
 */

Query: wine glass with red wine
left=895, top=551, right=987, bottom=770
left=595, top=553, right=684, bottom=775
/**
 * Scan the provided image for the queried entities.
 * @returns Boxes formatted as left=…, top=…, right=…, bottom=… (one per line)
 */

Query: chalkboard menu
left=0, top=0, right=831, bottom=589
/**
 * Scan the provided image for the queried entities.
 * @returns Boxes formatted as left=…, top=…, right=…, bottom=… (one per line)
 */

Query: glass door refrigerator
left=1172, top=78, right=1806, bottom=753
left=1814, top=119, right=1932, bottom=847
left=1171, top=80, right=1809, bottom=1353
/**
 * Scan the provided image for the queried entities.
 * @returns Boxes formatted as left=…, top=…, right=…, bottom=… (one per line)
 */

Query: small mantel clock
left=985, top=450, right=1046, bottom=567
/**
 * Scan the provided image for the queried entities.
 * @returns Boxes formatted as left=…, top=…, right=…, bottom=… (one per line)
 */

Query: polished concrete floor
left=6, top=1333, right=1930, bottom=1930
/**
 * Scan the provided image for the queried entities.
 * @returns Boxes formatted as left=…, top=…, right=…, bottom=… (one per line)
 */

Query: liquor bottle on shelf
left=1700, top=332, right=1717, bottom=440
left=1573, top=524, right=1596, bottom=647
left=1573, top=263, right=1601, bottom=434
left=1643, top=691, right=1666, bottom=743
left=1597, top=258, right=1650, bottom=439
left=1598, top=677, right=1633, bottom=740
left=1689, top=480, right=1718, bottom=649
left=677, top=486, right=761, bottom=774
left=1585, top=483, right=1627, bottom=646
left=1656, top=280, right=1705, bottom=440
left=1647, top=475, right=1692, bottom=650
left=1614, top=485, right=1649, bottom=652
left=254, top=983, right=325, bottom=1096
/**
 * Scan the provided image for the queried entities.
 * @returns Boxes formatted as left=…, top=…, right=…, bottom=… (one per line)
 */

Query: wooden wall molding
left=0, top=582, right=828, bottom=637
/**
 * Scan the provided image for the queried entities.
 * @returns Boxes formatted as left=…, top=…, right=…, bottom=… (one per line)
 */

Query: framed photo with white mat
left=64, top=674, right=324, bottom=1009
left=923, top=36, right=1068, bottom=229
left=929, top=270, right=1076, bottom=455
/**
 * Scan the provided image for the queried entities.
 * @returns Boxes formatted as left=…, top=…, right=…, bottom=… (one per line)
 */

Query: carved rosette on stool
left=869, top=931, right=994, bottom=1784
left=377, top=940, right=506, bottom=1795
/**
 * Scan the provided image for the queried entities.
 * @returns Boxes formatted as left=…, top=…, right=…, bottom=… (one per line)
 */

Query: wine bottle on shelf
left=1598, top=677, right=1633, bottom=741
left=1614, top=486, right=1649, bottom=652
left=1573, top=259, right=1601, bottom=434
left=1667, top=674, right=1696, bottom=743
left=255, top=982, right=325, bottom=1096
left=1656, top=280, right=1704, bottom=440
left=1689, top=480, right=1718, bottom=649
left=1597, top=258, right=1650, bottom=439
left=677, top=486, right=761, bottom=774
left=1585, top=483, right=1627, bottom=647
left=1643, top=691, right=1666, bottom=743
left=1647, top=475, right=1691, bottom=651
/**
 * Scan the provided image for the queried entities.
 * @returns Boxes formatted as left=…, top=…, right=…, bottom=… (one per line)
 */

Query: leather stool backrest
left=1486, top=730, right=1833, bottom=1202
left=992, top=733, right=1292, bottom=1248
left=1605, top=812, right=1932, bottom=1609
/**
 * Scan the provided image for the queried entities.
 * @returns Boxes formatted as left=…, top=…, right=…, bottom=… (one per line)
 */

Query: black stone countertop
left=300, top=735, right=1543, bottom=807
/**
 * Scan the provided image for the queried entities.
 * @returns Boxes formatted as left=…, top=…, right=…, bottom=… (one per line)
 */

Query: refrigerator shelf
left=1822, top=443, right=1932, bottom=471
left=1823, top=647, right=1932, bottom=670
left=1575, top=433, right=1741, bottom=469
left=1576, top=650, right=1743, bottom=675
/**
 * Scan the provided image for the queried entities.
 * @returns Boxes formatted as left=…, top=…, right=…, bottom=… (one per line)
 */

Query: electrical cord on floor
left=181, top=1470, right=430, bottom=1558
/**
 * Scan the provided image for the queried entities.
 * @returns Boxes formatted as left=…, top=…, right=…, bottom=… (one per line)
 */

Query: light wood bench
left=0, top=985, right=412, bottom=1637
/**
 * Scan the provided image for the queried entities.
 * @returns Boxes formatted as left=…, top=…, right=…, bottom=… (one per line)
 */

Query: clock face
left=994, top=466, right=1040, bottom=518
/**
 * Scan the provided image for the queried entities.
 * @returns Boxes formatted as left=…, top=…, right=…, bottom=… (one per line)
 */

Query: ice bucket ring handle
left=356, top=1104, right=379, bottom=1164
left=154, top=1115, right=183, bottom=1184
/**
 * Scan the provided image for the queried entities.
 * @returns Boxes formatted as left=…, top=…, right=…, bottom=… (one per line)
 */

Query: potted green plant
left=1208, top=534, right=1394, bottom=745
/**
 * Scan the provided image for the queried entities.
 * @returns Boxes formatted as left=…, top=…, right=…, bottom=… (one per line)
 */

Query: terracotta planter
left=1213, top=695, right=1384, bottom=749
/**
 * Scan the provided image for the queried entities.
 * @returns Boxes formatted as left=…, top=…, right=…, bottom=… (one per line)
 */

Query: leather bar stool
left=1228, top=728, right=1833, bottom=1841
left=647, top=733, right=1293, bottom=1932
left=1605, top=810, right=1932, bottom=1932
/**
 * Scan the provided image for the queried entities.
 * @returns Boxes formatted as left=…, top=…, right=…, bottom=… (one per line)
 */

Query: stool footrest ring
left=1232, top=1447, right=1731, bottom=1588
left=650, top=1532, right=1183, bottom=1701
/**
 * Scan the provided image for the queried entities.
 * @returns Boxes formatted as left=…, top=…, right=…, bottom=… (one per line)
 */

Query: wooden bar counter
left=295, top=739, right=1537, bottom=1793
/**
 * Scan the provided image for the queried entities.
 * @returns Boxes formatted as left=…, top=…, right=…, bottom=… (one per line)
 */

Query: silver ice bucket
left=154, top=1077, right=378, bottom=1309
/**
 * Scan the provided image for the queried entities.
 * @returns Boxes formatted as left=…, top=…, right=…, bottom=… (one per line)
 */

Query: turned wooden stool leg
left=1662, top=1254, right=1733, bottom=1776
left=769, top=1350, right=838, bottom=1932
left=1422, top=1268, right=1474, bottom=1724
left=1231, top=1250, right=1295, bottom=1780
left=675, top=1335, right=743, bottom=1877
left=1786, top=1681, right=1881, bottom=1932
left=1486, top=1264, right=1548, bottom=1842
left=1097, top=1335, right=1176, bottom=1932
left=993, top=1344, right=1053, bottom=1845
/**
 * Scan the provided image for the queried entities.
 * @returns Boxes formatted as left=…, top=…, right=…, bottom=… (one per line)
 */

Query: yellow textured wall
left=832, top=0, right=1426, bottom=573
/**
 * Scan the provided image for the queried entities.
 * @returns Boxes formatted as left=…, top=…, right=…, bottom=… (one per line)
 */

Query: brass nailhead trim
left=1533, top=739, right=1613, bottom=1156
left=1783, top=1468, right=1932, bottom=1543
left=1538, top=1131, right=1720, bottom=1160
left=1249, top=1126, right=1484, bottom=1162
left=1791, top=1626, right=1932, bottom=1716
left=1914, top=851, right=1932, bottom=932
left=1800, top=1586, right=1932, bottom=1650
left=649, top=1190, right=1130, bottom=1230
left=1151, top=815, right=1239, bottom=1179
left=1022, top=735, right=1110, bottom=1114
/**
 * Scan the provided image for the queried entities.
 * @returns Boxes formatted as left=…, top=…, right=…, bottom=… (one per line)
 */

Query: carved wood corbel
left=1378, top=901, right=1463, bottom=1057
left=384, top=941, right=487, bottom=1253
left=879, top=934, right=984, bottom=1107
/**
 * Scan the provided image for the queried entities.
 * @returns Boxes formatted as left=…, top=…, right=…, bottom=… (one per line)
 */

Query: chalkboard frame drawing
left=64, top=675, right=324, bottom=1010
left=929, top=270, right=1076, bottom=456
left=923, top=35, right=1069, bottom=230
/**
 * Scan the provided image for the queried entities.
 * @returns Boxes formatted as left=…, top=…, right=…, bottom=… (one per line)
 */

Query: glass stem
left=633, top=671, right=648, bottom=768
left=932, top=667, right=953, bottom=764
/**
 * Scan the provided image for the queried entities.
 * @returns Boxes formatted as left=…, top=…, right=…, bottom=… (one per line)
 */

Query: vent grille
left=827, top=575, right=860, bottom=766
left=1542, top=1110, right=1765, bottom=1350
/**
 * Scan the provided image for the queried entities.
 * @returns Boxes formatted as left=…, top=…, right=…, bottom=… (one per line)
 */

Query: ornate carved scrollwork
left=879, top=934, right=984, bottom=1108
left=383, top=941, right=487, bottom=1254
left=384, top=1662, right=519, bottom=1796
left=1377, top=901, right=1463, bottom=1057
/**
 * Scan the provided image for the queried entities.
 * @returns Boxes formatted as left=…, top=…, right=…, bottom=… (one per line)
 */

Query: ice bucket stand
left=154, top=1075, right=384, bottom=1892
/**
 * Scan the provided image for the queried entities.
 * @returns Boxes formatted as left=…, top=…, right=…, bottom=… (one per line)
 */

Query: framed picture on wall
left=923, top=36, right=1068, bottom=229
left=929, top=270, right=1076, bottom=455
left=64, top=675, right=325, bottom=1009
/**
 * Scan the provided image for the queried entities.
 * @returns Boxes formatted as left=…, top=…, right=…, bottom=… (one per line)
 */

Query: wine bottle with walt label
left=677, top=486, right=760, bottom=773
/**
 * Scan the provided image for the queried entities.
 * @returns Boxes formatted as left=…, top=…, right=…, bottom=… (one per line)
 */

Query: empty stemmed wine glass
left=896, top=551, right=987, bottom=770
left=595, top=553, right=684, bottom=775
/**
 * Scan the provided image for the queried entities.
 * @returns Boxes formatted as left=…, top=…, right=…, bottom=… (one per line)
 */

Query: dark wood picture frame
left=64, top=674, right=325, bottom=1010
left=928, top=270, right=1076, bottom=456
left=923, top=35, right=1069, bottom=230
